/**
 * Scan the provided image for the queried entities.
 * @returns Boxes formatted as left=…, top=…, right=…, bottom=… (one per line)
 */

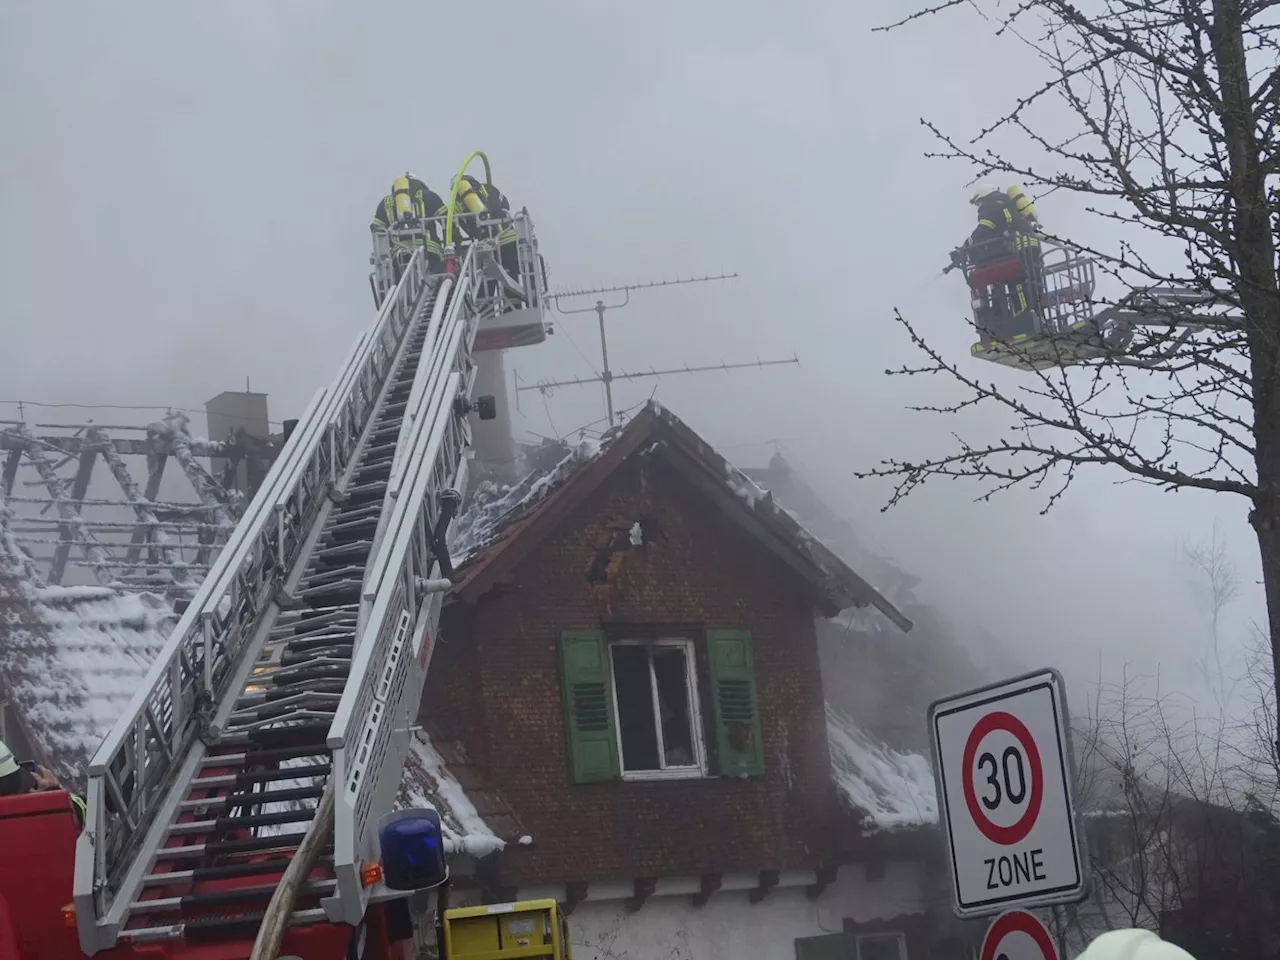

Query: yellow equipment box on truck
left=441, top=898, right=572, bottom=960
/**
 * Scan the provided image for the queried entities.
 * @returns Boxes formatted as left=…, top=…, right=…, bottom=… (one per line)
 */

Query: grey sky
left=0, top=0, right=1261, bottom=704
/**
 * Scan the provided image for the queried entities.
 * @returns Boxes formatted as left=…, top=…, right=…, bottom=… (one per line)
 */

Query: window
left=610, top=639, right=705, bottom=779
left=857, top=933, right=907, bottom=960
left=558, top=629, right=764, bottom=784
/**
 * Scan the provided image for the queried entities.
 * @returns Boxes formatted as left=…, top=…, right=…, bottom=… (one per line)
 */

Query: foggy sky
left=0, top=0, right=1261, bottom=707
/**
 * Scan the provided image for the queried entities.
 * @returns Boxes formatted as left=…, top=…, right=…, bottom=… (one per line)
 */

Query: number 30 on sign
left=929, top=668, right=1088, bottom=918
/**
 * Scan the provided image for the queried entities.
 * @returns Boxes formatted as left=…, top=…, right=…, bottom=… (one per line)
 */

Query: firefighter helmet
left=970, top=183, right=1001, bottom=205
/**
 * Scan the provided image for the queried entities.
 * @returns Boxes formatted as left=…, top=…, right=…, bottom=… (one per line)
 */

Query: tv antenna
left=517, top=273, right=799, bottom=428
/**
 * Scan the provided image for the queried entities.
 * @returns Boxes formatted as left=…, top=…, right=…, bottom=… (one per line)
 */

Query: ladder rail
left=327, top=246, right=486, bottom=925
left=75, top=247, right=436, bottom=942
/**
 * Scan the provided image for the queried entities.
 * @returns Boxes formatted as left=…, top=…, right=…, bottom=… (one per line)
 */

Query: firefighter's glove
left=949, top=248, right=966, bottom=268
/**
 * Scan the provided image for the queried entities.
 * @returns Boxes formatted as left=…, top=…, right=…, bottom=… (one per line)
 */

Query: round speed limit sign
left=980, top=910, right=1058, bottom=960
left=962, top=711, right=1044, bottom=845
left=929, top=669, right=1087, bottom=917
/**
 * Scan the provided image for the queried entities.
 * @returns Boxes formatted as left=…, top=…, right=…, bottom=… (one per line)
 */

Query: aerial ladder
left=63, top=152, right=550, bottom=959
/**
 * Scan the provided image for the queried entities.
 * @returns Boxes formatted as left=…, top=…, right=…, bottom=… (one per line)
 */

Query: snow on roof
left=398, top=729, right=522, bottom=858
left=1, top=505, right=178, bottom=771
left=449, top=436, right=603, bottom=565
left=826, top=702, right=938, bottom=833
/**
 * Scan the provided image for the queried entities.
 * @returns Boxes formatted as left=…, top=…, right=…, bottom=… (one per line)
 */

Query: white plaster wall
left=564, top=862, right=928, bottom=960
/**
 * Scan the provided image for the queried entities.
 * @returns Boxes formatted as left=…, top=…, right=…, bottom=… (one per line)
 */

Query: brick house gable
left=408, top=402, right=914, bottom=896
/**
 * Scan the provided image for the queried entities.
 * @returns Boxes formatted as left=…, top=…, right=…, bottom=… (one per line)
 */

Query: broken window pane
left=612, top=645, right=660, bottom=771
left=610, top=642, right=700, bottom=775
left=652, top=647, right=694, bottom=767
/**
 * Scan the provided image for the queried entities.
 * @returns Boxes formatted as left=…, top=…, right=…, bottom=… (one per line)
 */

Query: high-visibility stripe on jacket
left=69, top=793, right=87, bottom=831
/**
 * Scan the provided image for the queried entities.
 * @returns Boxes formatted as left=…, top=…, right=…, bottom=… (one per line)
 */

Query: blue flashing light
left=380, top=810, right=448, bottom=891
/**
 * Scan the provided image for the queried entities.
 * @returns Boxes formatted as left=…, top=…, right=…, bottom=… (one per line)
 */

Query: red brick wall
left=446, top=452, right=842, bottom=887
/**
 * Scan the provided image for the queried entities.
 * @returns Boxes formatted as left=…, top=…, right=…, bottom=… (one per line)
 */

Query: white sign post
left=980, top=910, right=1059, bottom=960
left=929, top=668, right=1088, bottom=918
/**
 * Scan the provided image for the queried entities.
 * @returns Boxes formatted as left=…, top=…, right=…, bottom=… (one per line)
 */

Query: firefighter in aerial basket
left=949, top=183, right=1043, bottom=343
left=453, top=174, right=522, bottom=282
left=372, top=173, right=446, bottom=275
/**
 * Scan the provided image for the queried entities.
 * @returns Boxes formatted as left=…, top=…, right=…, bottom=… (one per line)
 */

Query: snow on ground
left=825, top=702, right=938, bottom=832
left=398, top=730, right=506, bottom=858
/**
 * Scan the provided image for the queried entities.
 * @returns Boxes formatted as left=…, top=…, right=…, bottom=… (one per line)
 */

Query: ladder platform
left=970, top=320, right=1114, bottom=371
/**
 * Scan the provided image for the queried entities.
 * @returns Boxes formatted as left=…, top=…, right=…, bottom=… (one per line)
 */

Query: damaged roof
left=397, top=721, right=531, bottom=859
left=448, top=401, right=912, bottom=630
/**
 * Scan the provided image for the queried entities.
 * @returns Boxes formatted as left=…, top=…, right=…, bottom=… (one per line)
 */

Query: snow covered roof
left=826, top=702, right=938, bottom=834
left=398, top=724, right=530, bottom=859
left=0, top=526, right=176, bottom=775
left=448, top=401, right=912, bottom=630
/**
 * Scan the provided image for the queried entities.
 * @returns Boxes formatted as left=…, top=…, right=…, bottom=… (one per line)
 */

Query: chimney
left=470, top=350, right=517, bottom=485
left=205, top=389, right=271, bottom=495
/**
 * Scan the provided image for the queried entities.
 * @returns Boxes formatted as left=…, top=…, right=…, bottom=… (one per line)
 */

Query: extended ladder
left=74, top=209, right=546, bottom=953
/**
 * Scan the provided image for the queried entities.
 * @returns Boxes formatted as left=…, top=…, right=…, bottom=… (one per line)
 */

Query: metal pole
left=595, top=301, right=615, bottom=428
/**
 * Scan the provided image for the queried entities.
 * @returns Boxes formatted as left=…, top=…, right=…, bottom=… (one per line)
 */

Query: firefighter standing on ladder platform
left=453, top=174, right=521, bottom=277
left=951, top=183, right=1044, bottom=342
left=372, top=173, right=446, bottom=275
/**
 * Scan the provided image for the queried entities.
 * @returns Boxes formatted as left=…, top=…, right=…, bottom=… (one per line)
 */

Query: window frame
left=856, top=932, right=908, bottom=960
left=608, top=637, right=709, bottom=781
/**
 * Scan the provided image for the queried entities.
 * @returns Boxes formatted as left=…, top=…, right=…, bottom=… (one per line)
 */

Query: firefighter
left=954, top=184, right=1036, bottom=341
left=0, top=739, right=86, bottom=828
left=1005, top=183, right=1046, bottom=322
left=372, top=173, right=445, bottom=274
left=453, top=175, right=521, bottom=279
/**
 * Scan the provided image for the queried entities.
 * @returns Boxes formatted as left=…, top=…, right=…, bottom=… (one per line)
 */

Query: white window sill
left=620, top=768, right=707, bottom=782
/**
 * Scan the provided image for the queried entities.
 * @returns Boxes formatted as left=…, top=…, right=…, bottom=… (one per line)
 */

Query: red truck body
left=0, top=790, right=393, bottom=960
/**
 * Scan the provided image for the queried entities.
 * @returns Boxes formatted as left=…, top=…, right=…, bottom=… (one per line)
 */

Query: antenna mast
left=522, top=273, right=799, bottom=428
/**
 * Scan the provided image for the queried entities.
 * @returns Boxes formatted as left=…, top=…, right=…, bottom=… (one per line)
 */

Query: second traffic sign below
left=930, top=668, right=1088, bottom=918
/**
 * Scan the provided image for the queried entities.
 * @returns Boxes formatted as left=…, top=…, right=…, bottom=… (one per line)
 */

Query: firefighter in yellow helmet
left=1074, top=929, right=1198, bottom=960
left=453, top=175, right=520, bottom=279
left=0, top=738, right=86, bottom=829
left=955, top=183, right=1044, bottom=341
left=372, top=173, right=446, bottom=274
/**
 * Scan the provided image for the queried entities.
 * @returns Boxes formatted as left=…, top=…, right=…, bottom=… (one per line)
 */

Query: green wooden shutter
left=558, top=631, right=620, bottom=784
left=706, top=629, right=765, bottom=778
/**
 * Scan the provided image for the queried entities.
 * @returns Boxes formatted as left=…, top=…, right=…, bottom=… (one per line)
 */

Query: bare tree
left=1178, top=522, right=1242, bottom=707
left=1068, top=657, right=1280, bottom=958
left=861, top=0, right=1280, bottom=737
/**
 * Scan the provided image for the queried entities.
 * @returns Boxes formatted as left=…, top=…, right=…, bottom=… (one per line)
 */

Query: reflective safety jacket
left=372, top=177, right=445, bottom=256
left=966, top=194, right=1018, bottom=265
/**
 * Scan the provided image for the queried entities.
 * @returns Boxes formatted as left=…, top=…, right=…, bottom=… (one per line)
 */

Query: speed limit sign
left=929, top=669, right=1088, bottom=917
